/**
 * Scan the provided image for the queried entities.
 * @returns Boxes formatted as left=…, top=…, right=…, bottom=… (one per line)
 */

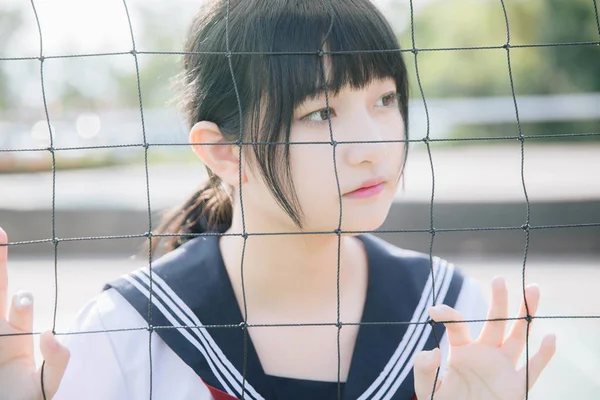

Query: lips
left=344, top=177, right=387, bottom=198
left=353, top=177, right=385, bottom=192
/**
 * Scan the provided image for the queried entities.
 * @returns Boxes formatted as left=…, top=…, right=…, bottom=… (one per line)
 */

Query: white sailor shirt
left=54, top=234, right=487, bottom=400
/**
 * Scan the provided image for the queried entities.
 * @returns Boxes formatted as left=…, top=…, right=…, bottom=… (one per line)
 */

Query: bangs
left=253, top=0, right=407, bottom=110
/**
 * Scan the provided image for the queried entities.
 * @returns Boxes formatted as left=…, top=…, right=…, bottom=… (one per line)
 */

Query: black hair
left=153, top=0, right=409, bottom=255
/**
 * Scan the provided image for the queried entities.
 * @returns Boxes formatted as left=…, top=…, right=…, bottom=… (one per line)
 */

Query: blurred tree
left=1, top=0, right=597, bottom=144
left=394, top=0, right=600, bottom=142
left=539, top=0, right=600, bottom=93
left=397, top=0, right=600, bottom=97
left=0, top=7, right=25, bottom=110
left=0, top=2, right=187, bottom=112
left=109, top=3, right=187, bottom=109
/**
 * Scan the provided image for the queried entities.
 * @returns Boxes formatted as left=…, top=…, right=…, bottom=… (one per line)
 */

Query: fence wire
left=0, top=0, right=599, bottom=400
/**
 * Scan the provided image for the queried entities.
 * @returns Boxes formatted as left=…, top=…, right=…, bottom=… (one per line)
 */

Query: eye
left=376, top=92, right=399, bottom=107
left=304, top=107, right=336, bottom=123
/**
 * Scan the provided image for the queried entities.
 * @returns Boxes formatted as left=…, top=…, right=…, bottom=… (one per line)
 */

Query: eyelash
left=301, top=92, right=399, bottom=125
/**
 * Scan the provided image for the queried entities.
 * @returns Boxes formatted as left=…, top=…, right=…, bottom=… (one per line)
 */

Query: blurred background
left=1, top=0, right=599, bottom=398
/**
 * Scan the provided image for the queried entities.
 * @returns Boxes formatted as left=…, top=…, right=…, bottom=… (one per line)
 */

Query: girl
left=0, top=0, right=556, bottom=399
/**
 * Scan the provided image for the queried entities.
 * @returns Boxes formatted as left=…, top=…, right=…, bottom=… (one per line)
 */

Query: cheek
left=385, top=119, right=406, bottom=169
left=384, top=113, right=405, bottom=140
left=289, top=142, right=339, bottom=200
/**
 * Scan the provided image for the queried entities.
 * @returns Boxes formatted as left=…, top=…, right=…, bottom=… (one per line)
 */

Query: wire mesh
left=0, top=0, right=599, bottom=399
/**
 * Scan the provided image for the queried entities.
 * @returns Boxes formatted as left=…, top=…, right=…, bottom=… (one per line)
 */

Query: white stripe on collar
left=379, top=260, right=454, bottom=400
left=125, top=269, right=265, bottom=400
left=358, top=257, right=454, bottom=400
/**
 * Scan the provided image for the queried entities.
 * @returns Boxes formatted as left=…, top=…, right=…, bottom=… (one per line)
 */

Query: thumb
left=39, top=331, right=70, bottom=398
left=413, top=347, right=442, bottom=400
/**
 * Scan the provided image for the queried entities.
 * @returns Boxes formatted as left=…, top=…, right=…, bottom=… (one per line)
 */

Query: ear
left=189, top=121, right=247, bottom=186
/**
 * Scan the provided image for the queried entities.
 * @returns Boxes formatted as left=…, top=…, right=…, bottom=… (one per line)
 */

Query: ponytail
left=152, top=171, right=232, bottom=256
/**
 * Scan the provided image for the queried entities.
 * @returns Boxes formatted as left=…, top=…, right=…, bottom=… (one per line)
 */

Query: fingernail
left=15, top=292, right=33, bottom=308
left=492, top=277, right=505, bottom=289
left=424, top=348, right=440, bottom=366
left=422, top=351, right=434, bottom=364
left=46, top=332, right=59, bottom=350
left=429, top=304, right=446, bottom=314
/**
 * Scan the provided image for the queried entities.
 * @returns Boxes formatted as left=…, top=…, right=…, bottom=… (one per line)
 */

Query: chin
left=304, top=198, right=392, bottom=234
left=314, top=213, right=388, bottom=235
left=343, top=201, right=393, bottom=233
left=343, top=218, right=387, bottom=234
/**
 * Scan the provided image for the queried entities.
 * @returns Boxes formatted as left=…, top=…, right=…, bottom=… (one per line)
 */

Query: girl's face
left=242, top=77, right=405, bottom=234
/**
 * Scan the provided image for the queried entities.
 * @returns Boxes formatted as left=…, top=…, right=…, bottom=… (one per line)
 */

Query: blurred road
left=5, top=254, right=600, bottom=399
left=2, top=143, right=600, bottom=211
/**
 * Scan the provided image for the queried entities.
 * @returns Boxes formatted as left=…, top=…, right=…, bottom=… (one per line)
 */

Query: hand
left=413, top=277, right=556, bottom=400
left=0, top=227, right=70, bottom=400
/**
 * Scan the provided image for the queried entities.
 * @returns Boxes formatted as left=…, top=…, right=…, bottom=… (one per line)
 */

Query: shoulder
left=359, top=233, right=455, bottom=274
left=149, top=234, right=221, bottom=279
left=359, top=234, right=465, bottom=299
left=54, top=289, right=143, bottom=399
left=359, top=233, right=488, bottom=318
left=55, top=288, right=213, bottom=400
left=104, top=235, right=223, bottom=300
left=61, top=287, right=149, bottom=347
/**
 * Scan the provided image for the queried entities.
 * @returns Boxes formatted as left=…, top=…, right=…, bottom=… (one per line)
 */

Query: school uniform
left=54, top=233, right=487, bottom=400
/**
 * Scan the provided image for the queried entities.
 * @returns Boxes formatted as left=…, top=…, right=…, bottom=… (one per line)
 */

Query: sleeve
left=52, top=290, right=132, bottom=400
left=453, top=275, right=488, bottom=339
left=53, top=289, right=214, bottom=400
left=438, top=275, right=489, bottom=375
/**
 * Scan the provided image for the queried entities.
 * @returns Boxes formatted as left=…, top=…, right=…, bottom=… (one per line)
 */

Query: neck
left=219, top=214, right=365, bottom=314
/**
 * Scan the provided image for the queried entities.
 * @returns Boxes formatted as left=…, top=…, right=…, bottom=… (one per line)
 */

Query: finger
left=503, top=284, right=540, bottom=364
left=478, top=277, right=508, bottom=347
left=428, top=304, right=472, bottom=347
left=39, top=330, right=71, bottom=398
left=518, top=334, right=556, bottom=391
left=413, top=347, right=443, bottom=400
left=8, top=291, right=34, bottom=333
left=0, top=227, right=8, bottom=320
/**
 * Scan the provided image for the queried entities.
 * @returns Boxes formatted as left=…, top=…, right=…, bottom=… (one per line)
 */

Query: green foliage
left=399, top=0, right=600, bottom=97
left=396, top=0, right=600, bottom=141
left=109, top=4, right=186, bottom=109
left=1, top=0, right=598, bottom=145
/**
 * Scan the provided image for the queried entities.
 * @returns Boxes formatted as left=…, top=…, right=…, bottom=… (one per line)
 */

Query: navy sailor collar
left=106, top=233, right=464, bottom=400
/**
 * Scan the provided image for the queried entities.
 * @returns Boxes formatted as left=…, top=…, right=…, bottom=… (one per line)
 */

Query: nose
left=342, top=115, right=388, bottom=167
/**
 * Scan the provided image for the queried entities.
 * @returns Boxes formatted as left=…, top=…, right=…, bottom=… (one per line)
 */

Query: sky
left=2, top=0, right=196, bottom=57
left=0, top=0, right=222, bottom=108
